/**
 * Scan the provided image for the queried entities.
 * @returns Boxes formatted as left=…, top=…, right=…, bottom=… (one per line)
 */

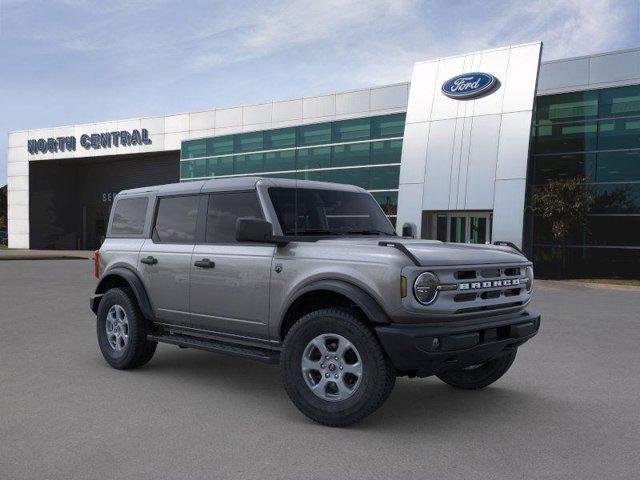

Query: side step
left=148, top=333, right=280, bottom=364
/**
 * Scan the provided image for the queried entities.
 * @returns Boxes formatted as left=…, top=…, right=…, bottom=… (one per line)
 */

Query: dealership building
left=6, top=42, right=640, bottom=277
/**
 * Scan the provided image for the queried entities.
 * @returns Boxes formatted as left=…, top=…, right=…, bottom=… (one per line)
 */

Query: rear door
left=139, top=194, right=201, bottom=326
left=189, top=191, right=274, bottom=340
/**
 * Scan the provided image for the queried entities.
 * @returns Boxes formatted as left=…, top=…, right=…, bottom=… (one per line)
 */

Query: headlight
left=414, top=272, right=439, bottom=305
left=525, top=266, right=534, bottom=293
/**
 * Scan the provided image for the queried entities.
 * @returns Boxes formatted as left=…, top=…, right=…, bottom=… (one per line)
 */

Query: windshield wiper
left=345, top=230, right=394, bottom=236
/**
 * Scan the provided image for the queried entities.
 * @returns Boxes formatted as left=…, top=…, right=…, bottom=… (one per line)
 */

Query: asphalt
left=1, top=260, right=639, bottom=480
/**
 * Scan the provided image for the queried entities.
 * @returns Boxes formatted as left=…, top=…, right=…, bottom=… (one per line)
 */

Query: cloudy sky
left=1, top=0, right=639, bottom=185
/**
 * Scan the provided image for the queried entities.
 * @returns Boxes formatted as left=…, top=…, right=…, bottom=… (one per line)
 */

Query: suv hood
left=315, top=237, right=527, bottom=266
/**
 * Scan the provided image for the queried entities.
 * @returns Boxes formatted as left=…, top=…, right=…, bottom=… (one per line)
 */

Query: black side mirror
left=236, top=217, right=276, bottom=243
left=401, top=223, right=415, bottom=238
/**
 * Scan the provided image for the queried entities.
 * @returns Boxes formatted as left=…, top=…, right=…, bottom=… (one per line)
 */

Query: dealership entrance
left=29, top=152, right=179, bottom=250
left=422, top=211, right=493, bottom=244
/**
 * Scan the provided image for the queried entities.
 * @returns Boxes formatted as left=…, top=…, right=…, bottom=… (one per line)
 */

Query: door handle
left=140, top=256, right=158, bottom=265
left=194, top=258, right=215, bottom=269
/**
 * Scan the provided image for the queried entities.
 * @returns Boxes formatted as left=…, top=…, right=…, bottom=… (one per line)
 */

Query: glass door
left=431, top=212, right=492, bottom=244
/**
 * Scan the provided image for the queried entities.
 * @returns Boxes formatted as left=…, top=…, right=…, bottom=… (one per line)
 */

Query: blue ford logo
left=441, top=72, right=497, bottom=99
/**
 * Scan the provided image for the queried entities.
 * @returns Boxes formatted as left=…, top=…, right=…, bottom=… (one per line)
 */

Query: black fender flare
left=282, top=279, right=390, bottom=326
left=91, top=267, right=154, bottom=320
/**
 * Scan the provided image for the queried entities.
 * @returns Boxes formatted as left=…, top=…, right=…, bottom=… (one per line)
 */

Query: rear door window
left=110, top=197, right=148, bottom=236
left=205, top=192, right=263, bottom=243
left=153, top=195, right=200, bottom=244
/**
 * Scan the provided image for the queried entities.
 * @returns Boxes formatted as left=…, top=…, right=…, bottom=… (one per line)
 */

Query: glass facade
left=180, top=113, right=405, bottom=225
left=525, top=84, right=640, bottom=278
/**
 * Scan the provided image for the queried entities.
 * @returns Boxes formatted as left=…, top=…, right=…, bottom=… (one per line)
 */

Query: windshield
left=268, top=187, right=396, bottom=236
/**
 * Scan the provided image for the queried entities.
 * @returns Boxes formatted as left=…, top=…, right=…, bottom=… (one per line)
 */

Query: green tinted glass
left=371, top=140, right=402, bottom=164
left=598, top=84, right=640, bottom=118
left=329, top=167, right=370, bottom=189
left=207, top=156, right=234, bottom=177
left=264, top=128, right=296, bottom=149
left=180, top=160, right=194, bottom=178
left=296, top=147, right=331, bottom=170
left=297, top=170, right=330, bottom=182
left=332, top=118, right=370, bottom=142
left=181, top=139, right=206, bottom=159
left=534, top=121, right=598, bottom=154
left=332, top=143, right=370, bottom=167
left=234, top=132, right=263, bottom=153
left=297, top=123, right=331, bottom=146
left=371, top=191, right=398, bottom=216
left=371, top=113, right=406, bottom=139
left=264, top=150, right=296, bottom=172
left=598, top=119, right=640, bottom=150
left=535, top=91, right=598, bottom=123
left=234, top=153, right=263, bottom=174
left=532, top=153, right=597, bottom=183
left=595, top=151, right=640, bottom=182
left=369, top=166, right=400, bottom=190
left=206, top=136, right=233, bottom=156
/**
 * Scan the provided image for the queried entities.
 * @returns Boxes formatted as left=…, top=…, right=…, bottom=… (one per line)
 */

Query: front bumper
left=375, top=310, right=540, bottom=377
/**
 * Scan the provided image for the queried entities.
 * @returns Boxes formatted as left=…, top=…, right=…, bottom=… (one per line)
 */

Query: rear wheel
left=436, top=350, right=517, bottom=390
left=96, top=287, right=157, bottom=369
left=281, top=308, right=395, bottom=427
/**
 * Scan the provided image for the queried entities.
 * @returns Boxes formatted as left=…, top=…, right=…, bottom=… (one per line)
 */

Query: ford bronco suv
left=91, top=177, right=540, bottom=426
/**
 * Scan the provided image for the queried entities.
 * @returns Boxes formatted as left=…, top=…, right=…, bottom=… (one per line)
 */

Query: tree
left=0, top=184, right=7, bottom=230
left=534, top=177, right=589, bottom=277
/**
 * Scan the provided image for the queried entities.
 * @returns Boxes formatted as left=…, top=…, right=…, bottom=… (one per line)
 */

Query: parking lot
left=1, top=259, right=639, bottom=480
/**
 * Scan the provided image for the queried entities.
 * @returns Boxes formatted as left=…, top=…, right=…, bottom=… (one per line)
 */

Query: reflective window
left=332, top=143, right=370, bottom=167
left=205, top=192, right=263, bottom=243
left=154, top=195, right=199, bottom=244
left=234, top=132, right=263, bottom=153
left=595, top=151, right=640, bottom=182
left=371, top=113, right=406, bottom=138
left=206, top=136, right=233, bottom=156
left=264, top=150, right=295, bottom=172
left=264, top=128, right=296, bottom=149
left=329, top=168, right=369, bottom=189
left=371, top=140, right=402, bottom=164
left=371, top=191, right=398, bottom=216
left=207, top=156, right=234, bottom=177
left=532, top=154, right=597, bottom=183
left=296, top=147, right=331, bottom=170
left=181, top=139, right=206, bottom=159
left=536, top=91, right=598, bottom=123
left=599, top=84, right=640, bottom=118
left=332, top=118, right=370, bottom=142
left=297, top=123, right=331, bottom=146
left=369, top=165, right=400, bottom=190
left=598, top=118, right=640, bottom=150
left=111, top=197, right=148, bottom=236
left=297, top=169, right=330, bottom=182
left=234, top=153, right=263, bottom=174
left=534, top=121, right=598, bottom=154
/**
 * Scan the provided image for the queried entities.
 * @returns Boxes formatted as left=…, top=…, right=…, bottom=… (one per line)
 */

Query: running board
left=147, top=333, right=280, bottom=364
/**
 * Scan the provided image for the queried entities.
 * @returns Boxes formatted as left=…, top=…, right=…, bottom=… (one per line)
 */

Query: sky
left=1, top=0, right=640, bottom=186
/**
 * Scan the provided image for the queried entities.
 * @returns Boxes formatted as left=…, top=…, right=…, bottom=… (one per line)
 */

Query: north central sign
left=27, top=128, right=152, bottom=155
left=441, top=72, right=497, bottom=99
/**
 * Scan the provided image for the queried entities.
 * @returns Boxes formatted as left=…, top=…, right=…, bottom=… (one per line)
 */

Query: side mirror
left=401, top=222, right=415, bottom=238
left=236, top=217, right=276, bottom=243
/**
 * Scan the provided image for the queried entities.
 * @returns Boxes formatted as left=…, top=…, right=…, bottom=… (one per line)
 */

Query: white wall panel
left=8, top=233, right=29, bottom=249
left=189, top=111, right=215, bottom=131
left=589, top=50, right=640, bottom=85
left=472, top=49, right=510, bottom=117
left=502, top=43, right=542, bottom=113
left=406, top=63, right=439, bottom=124
left=7, top=161, right=28, bottom=177
left=495, top=110, right=534, bottom=180
left=140, top=116, right=165, bottom=134
left=463, top=114, right=501, bottom=209
left=303, top=95, right=335, bottom=118
left=8, top=147, right=27, bottom=163
left=430, top=56, right=467, bottom=121
left=215, top=107, right=243, bottom=128
left=398, top=122, right=430, bottom=185
left=242, top=103, right=272, bottom=125
left=8, top=131, right=28, bottom=147
left=336, top=90, right=370, bottom=115
left=492, top=179, right=527, bottom=245
left=538, top=58, right=589, bottom=92
left=422, top=119, right=456, bottom=211
left=370, top=84, right=408, bottom=111
left=164, top=114, right=189, bottom=133
left=396, top=183, right=423, bottom=234
left=272, top=99, right=303, bottom=122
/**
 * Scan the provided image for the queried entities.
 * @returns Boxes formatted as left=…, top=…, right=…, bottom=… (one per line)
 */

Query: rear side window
left=110, top=197, right=148, bottom=236
left=153, top=195, right=200, bottom=244
left=206, top=192, right=263, bottom=243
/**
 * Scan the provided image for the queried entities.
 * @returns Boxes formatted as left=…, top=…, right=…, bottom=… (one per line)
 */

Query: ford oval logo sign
left=441, top=72, right=497, bottom=99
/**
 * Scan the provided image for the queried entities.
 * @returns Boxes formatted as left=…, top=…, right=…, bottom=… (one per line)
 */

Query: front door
left=189, top=191, right=274, bottom=341
left=433, top=212, right=492, bottom=244
left=139, top=194, right=200, bottom=326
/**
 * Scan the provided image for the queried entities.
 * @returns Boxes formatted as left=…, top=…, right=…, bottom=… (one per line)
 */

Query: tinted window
left=268, top=187, right=395, bottom=236
left=154, top=195, right=199, bottom=243
left=111, top=197, right=148, bottom=236
left=206, top=192, right=263, bottom=243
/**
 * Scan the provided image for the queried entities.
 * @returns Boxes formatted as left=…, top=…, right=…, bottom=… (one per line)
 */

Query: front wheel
left=281, top=308, right=396, bottom=427
left=436, top=350, right=517, bottom=390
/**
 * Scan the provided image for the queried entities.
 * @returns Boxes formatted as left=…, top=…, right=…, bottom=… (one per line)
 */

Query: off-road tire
left=437, top=349, right=517, bottom=390
left=96, top=287, right=157, bottom=369
left=281, top=308, right=396, bottom=427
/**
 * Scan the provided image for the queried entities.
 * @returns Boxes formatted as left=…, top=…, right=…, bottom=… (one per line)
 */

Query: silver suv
left=91, top=177, right=540, bottom=426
